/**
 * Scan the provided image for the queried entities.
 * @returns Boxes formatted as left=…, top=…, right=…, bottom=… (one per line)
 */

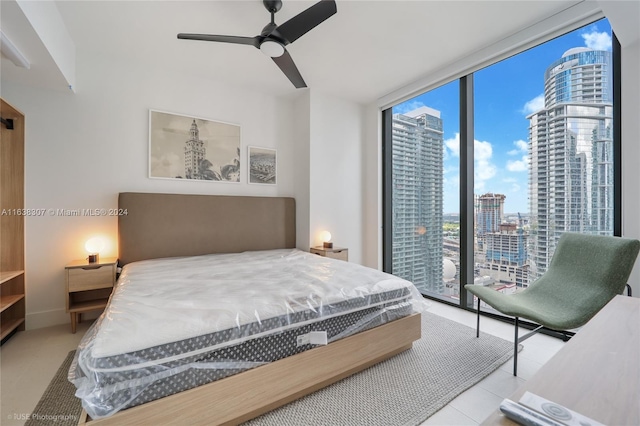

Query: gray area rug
left=27, top=312, right=515, bottom=426
left=24, top=349, right=82, bottom=426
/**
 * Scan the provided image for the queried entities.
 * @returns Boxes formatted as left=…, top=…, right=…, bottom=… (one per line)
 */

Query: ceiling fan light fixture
left=260, top=40, right=285, bottom=57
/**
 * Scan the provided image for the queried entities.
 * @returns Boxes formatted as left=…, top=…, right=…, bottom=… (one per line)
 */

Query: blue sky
left=393, top=18, right=612, bottom=214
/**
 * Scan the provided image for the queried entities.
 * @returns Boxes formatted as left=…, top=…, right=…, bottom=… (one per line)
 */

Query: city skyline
left=390, top=17, right=614, bottom=295
left=393, top=19, right=612, bottom=214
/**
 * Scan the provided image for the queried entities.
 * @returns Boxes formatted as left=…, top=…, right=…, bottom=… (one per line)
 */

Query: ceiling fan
left=178, top=0, right=337, bottom=89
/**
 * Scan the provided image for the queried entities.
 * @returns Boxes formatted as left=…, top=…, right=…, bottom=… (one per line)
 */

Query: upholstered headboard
left=118, top=193, right=296, bottom=265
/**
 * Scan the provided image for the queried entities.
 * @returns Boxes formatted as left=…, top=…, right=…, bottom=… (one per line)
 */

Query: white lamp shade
left=320, top=231, right=332, bottom=243
left=85, top=237, right=105, bottom=254
left=260, top=40, right=285, bottom=58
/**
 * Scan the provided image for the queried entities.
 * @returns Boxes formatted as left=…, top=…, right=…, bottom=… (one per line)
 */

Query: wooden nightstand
left=65, top=257, right=117, bottom=333
left=310, top=247, right=349, bottom=261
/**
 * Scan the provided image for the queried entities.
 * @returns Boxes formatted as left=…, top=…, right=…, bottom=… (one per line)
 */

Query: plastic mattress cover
left=69, top=248, right=428, bottom=418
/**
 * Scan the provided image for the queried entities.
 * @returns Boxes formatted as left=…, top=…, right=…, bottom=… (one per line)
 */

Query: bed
left=71, top=193, right=423, bottom=425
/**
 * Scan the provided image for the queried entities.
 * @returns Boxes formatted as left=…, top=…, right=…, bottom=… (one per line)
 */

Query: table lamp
left=85, top=237, right=105, bottom=263
left=321, top=231, right=333, bottom=249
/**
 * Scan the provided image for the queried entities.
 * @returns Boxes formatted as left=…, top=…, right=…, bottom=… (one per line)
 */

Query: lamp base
left=323, top=242, right=333, bottom=249
left=87, top=254, right=99, bottom=263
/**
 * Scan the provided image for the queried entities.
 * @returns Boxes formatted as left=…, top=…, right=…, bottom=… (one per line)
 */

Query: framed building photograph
left=248, top=146, right=277, bottom=185
left=149, top=110, right=240, bottom=182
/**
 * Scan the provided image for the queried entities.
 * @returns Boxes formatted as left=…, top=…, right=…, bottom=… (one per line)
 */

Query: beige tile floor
left=0, top=301, right=564, bottom=426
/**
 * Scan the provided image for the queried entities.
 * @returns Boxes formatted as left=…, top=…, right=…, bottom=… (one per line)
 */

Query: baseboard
left=25, top=308, right=101, bottom=330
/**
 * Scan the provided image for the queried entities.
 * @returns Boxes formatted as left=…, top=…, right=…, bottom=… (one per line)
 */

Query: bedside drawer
left=310, top=247, right=349, bottom=262
left=68, top=265, right=115, bottom=292
left=325, top=249, right=348, bottom=261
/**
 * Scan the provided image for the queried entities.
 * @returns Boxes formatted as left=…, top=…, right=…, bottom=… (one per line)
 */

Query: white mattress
left=91, top=249, right=422, bottom=358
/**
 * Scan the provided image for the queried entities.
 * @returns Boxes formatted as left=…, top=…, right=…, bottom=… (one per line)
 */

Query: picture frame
left=149, top=110, right=240, bottom=183
left=248, top=146, right=277, bottom=185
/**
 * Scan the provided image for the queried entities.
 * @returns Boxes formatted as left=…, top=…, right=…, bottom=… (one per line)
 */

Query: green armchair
left=465, top=232, right=640, bottom=376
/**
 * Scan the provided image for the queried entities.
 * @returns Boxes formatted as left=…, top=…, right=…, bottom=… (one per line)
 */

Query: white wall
left=2, top=51, right=296, bottom=329
left=292, top=90, right=366, bottom=264
left=293, top=91, right=311, bottom=251
left=307, top=91, right=365, bottom=265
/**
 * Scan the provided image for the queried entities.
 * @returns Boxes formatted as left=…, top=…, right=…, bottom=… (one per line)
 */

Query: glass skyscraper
left=528, top=47, right=613, bottom=280
left=391, top=107, right=444, bottom=294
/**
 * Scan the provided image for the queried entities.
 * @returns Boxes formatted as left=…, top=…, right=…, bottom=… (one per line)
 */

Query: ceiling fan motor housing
left=263, top=0, right=283, bottom=14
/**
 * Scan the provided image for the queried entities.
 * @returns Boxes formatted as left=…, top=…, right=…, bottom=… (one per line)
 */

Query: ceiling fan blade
left=177, top=34, right=260, bottom=48
left=276, top=0, right=336, bottom=44
left=272, top=49, right=307, bottom=88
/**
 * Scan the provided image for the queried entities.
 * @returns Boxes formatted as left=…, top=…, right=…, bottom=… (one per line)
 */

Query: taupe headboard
left=118, top=193, right=296, bottom=265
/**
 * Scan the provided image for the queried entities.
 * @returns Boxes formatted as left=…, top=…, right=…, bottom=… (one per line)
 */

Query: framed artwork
left=248, top=146, right=277, bottom=185
left=149, top=110, right=240, bottom=182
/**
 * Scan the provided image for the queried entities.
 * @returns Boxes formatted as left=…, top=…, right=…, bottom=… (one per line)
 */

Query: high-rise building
left=482, top=224, right=530, bottom=288
left=475, top=193, right=506, bottom=250
left=475, top=194, right=530, bottom=288
left=391, top=106, right=444, bottom=294
left=528, top=47, right=613, bottom=279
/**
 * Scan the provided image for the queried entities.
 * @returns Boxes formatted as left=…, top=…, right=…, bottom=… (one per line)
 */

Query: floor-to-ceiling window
left=383, top=18, right=620, bottom=315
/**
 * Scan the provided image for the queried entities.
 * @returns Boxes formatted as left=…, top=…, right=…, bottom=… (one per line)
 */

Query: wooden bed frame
left=79, top=193, right=421, bottom=425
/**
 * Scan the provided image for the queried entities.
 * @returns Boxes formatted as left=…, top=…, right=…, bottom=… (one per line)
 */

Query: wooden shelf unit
left=1, top=292, right=25, bottom=312
left=0, top=270, right=24, bottom=284
left=1, top=98, right=26, bottom=344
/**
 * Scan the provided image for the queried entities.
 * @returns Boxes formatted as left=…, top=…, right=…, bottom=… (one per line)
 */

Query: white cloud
left=506, top=155, right=529, bottom=172
left=443, top=165, right=458, bottom=175
left=444, top=134, right=459, bottom=157
left=444, top=133, right=497, bottom=189
left=475, top=139, right=493, bottom=161
left=476, top=159, right=496, bottom=180
left=515, top=140, right=528, bottom=151
left=474, top=139, right=496, bottom=186
left=501, top=177, right=523, bottom=194
left=522, top=94, right=544, bottom=115
left=507, top=139, right=528, bottom=156
left=394, top=100, right=425, bottom=115
left=582, top=30, right=612, bottom=51
left=444, top=133, right=492, bottom=160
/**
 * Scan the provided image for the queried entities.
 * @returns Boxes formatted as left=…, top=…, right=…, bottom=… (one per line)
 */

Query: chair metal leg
left=513, top=322, right=544, bottom=376
left=476, top=297, right=480, bottom=338
left=513, top=317, right=519, bottom=376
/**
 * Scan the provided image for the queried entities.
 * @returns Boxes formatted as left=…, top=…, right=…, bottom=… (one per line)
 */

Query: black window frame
left=382, top=27, right=622, bottom=334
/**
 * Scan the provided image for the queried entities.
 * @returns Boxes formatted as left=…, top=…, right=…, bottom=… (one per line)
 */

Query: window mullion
left=460, top=75, right=474, bottom=308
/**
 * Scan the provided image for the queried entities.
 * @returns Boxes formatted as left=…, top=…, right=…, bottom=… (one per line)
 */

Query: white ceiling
left=2, top=0, right=584, bottom=104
